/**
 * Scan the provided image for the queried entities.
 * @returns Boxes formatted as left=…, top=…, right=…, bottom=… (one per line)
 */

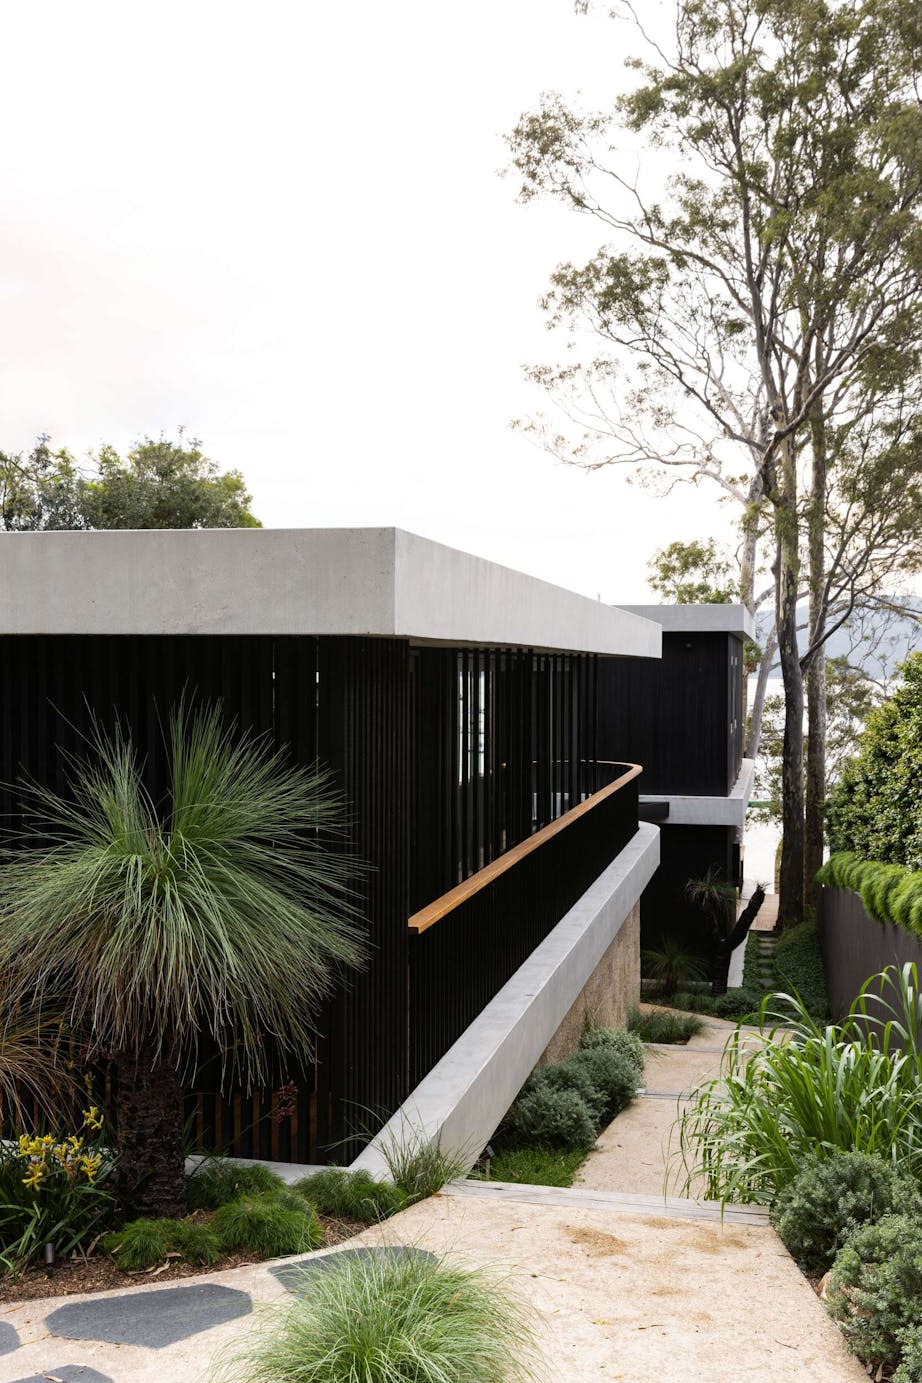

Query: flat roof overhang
left=617, top=603, right=756, bottom=641
left=0, top=527, right=661, bottom=659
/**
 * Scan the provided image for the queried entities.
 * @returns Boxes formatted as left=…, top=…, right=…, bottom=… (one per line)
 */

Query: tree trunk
left=745, top=622, right=777, bottom=760
left=115, top=1054, right=186, bottom=1219
left=774, top=465, right=805, bottom=929
left=711, top=886, right=766, bottom=995
left=804, top=390, right=828, bottom=914
left=804, top=646, right=826, bottom=912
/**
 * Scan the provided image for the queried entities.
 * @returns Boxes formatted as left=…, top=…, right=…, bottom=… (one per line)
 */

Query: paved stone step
left=447, top=1177, right=770, bottom=1226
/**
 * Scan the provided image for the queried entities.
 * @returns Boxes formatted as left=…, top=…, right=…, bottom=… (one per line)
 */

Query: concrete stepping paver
left=45, top=1283, right=252, bottom=1350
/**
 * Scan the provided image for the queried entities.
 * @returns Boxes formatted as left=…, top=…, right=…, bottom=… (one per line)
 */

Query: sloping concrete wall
left=352, top=823, right=660, bottom=1178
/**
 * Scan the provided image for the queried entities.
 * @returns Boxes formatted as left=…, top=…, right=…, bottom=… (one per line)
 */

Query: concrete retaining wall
left=819, top=885, right=922, bottom=1019
left=352, top=823, right=659, bottom=1179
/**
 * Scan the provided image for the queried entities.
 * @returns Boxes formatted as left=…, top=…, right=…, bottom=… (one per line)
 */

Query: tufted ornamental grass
left=211, top=1192, right=323, bottom=1257
left=215, top=1248, right=541, bottom=1383
left=187, top=1158, right=286, bottom=1211
left=676, top=964, right=922, bottom=1206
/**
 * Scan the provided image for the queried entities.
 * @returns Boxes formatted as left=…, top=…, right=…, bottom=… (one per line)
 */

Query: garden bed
left=0, top=1208, right=365, bottom=1304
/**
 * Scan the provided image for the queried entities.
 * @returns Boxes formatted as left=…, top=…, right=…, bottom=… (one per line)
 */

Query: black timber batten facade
left=0, top=632, right=634, bottom=1162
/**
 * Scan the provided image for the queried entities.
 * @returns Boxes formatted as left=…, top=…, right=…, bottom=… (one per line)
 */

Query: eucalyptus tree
left=0, top=705, right=365, bottom=1217
left=509, top=0, right=922, bottom=923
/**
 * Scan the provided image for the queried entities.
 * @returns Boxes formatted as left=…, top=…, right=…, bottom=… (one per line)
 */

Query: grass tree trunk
left=116, top=1054, right=187, bottom=1219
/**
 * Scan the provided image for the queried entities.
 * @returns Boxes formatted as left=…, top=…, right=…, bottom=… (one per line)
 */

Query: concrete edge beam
left=350, top=823, right=660, bottom=1181
left=618, top=602, right=757, bottom=640
left=0, top=527, right=662, bottom=658
left=642, top=758, right=755, bottom=827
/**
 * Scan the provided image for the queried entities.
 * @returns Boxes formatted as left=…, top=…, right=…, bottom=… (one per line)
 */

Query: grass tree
left=0, top=703, right=365, bottom=1219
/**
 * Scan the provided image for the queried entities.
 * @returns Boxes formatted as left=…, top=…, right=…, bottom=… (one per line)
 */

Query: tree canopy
left=509, top=0, right=922, bottom=922
left=0, top=434, right=260, bottom=531
left=826, top=653, right=922, bottom=870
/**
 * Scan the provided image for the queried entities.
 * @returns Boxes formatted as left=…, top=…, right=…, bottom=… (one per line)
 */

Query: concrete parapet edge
left=351, top=823, right=660, bottom=1179
left=641, top=757, right=755, bottom=828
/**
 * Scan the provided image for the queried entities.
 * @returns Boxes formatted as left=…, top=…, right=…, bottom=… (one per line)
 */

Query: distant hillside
left=756, top=602, right=922, bottom=682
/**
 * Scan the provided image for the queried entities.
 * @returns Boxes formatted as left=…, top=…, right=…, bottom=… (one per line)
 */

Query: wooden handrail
left=407, top=762, right=642, bottom=935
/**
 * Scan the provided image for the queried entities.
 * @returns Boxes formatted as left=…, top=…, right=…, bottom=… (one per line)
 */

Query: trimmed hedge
left=818, top=853, right=922, bottom=944
left=825, top=653, right=922, bottom=869
left=501, top=1025, right=644, bottom=1152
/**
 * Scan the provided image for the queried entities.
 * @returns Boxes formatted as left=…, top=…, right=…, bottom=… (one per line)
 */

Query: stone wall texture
left=539, top=900, right=641, bottom=1065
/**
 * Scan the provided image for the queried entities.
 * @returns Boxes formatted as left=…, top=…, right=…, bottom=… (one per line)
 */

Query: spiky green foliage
left=215, top=1248, right=539, bottom=1383
left=212, top=1192, right=322, bottom=1257
left=0, top=703, right=365, bottom=1081
left=770, top=1153, right=922, bottom=1276
left=173, top=1219, right=223, bottom=1266
left=677, top=966, right=922, bottom=1205
left=378, top=1127, right=467, bottom=1203
left=827, top=1216, right=922, bottom=1370
left=292, top=1168, right=407, bottom=1224
left=629, top=1007, right=705, bottom=1043
left=187, top=1158, right=285, bottom=1211
left=819, top=854, right=922, bottom=946
left=103, top=1217, right=174, bottom=1271
left=0, top=1003, right=76, bottom=1127
left=642, top=937, right=708, bottom=996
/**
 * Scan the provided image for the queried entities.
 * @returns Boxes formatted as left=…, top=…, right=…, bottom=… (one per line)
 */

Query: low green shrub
left=570, top=1044, right=640, bottom=1122
left=629, top=1007, right=705, bottom=1043
left=212, top=1192, right=323, bottom=1257
left=504, top=1085, right=597, bottom=1151
left=187, top=1157, right=284, bottom=1211
left=104, top=1218, right=174, bottom=1272
left=216, top=1247, right=538, bottom=1383
left=524, top=1058, right=607, bottom=1126
left=292, top=1167, right=407, bottom=1223
left=103, top=1216, right=222, bottom=1271
left=579, top=1025, right=645, bottom=1079
left=770, top=1152, right=922, bottom=1274
left=827, top=1215, right=922, bottom=1370
left=671, top=986, right=763, bottom=1019
left=895, top=1324, right=922, bottom=1383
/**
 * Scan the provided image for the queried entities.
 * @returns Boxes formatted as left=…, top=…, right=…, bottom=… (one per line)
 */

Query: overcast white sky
left=0, top=0, right=730, bottom=603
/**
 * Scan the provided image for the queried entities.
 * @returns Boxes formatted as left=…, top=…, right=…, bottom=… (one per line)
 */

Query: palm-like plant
left=0, top=703, right=365, bottom=1217
left=0, top=1001, right=76, bottom=1127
